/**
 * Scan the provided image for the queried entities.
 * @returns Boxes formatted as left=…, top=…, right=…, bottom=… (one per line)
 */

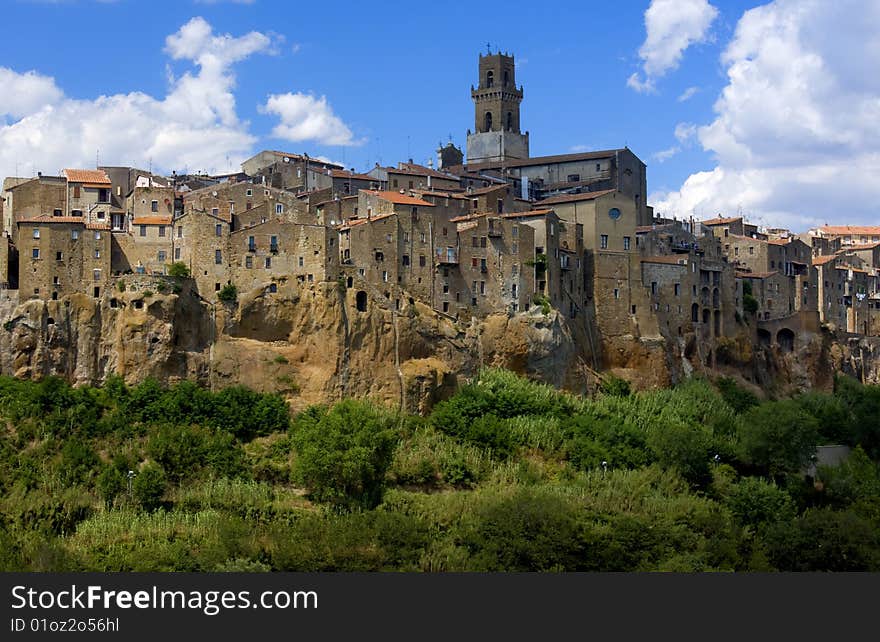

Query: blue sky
left=2, top=0, right=878, bottom=231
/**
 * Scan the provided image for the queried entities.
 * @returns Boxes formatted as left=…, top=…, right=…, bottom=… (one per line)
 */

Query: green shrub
left=132, top=463, right=167, bottom=512
left=716, top=377, right=759, bottom=414
left=218, top=284, right=237, bottom=302
left=739, top=400, right=820, bottom=478
left=291, top=400, right=399, bottom=510
left=599, top=374, right=631, bottom=397
left=168, top=262, right=191, bottom=278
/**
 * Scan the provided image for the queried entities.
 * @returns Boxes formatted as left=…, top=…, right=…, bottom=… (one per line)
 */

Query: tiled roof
left=362, top=190, right=435, bottom=207
left=767, top=239, right=790, bottom=246
left=132, top=216, right=172, bottom=225
left=819, top=226, right=880, bottom=235
left=813, top=255, right=838, bottom=266
left=463, top=184, right=508, bottom=196
left=327, top=169, right=378, bottom=182
left=449, top=213, right=486, bottom=223
left=391, top=163, right=461, bottom=181
left=461, top=148, right=627, bottom=171
left=702, top=216, right=742, bottom=226
left=737, top=270, right=777, bottom=279
left=536, top=189, right=617, bottom=206
left=63, top=169, right=111, bottom=185
left=411, top=189, right=470, bottom=200
left=17, top=215, right=85, bottom=225
left=845, top=241, right=880, bottom=250
left=500, top=208, right=555, bottom=219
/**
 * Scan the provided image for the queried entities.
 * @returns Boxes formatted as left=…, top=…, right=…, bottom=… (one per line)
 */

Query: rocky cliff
left=1, top=277, right=878, bottom=412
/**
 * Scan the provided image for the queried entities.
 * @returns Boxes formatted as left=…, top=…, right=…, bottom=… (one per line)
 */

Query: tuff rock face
left=0, top=277, right=878, bottom=413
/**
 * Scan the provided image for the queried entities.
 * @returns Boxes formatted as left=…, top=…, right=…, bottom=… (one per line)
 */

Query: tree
left=167, top=262, right=191, bottom=278
left=739, top=401, right=820, bottom=478
left=646, top=419, right=713, bottom=486
left=291, top=400, right=399, bottom=510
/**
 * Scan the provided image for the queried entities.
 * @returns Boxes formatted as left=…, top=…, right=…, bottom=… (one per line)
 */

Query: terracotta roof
left=337, top=218, right=369, bottom=231
left=132, top=216, right=172, bottom=225
left=391, top=163, right=461, bottom=181
left=819, top=226, right=880, bottom=236
left=326, top=169, right=378, bottom=182
left=846, top=241, right=880, bottom=250
left=411, top=189, right=469, bottom=200
left=737, top=270, right=777, bottom=279
left=641, top=255, right=688, bottom=266
left=768, top=239, right=790, bottom=246
left=536, top=189, right=617, bottom=206
left=17, top=215, right=85, bottom=225
left=813, top=255, right=838, bottom=266
left=464, top=184, right=508, bottom=196
left=63, top=169, right=111, bottom=185
left=501, top=208, right=555, bottom=219
left=449, top=213, right=486, bottom=223
left=636, top=224, right=673, bottom=233
left=461, top=148, right=627, bottom=171
left=702, top=216, right=742, bottom=226
left=86, top=223, right=111, bottom=231
left=362, top=190, right=435, bottom=207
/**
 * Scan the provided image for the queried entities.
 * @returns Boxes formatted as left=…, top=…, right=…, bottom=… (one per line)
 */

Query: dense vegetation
left=1, top=370, right=879, bottom=572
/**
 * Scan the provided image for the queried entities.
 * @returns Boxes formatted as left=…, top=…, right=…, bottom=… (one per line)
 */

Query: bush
left=168, top=262, right=191, bottom=278
left=743, top=293, right=759, bottom=314
left=716, top=377, right=759, bottom=414
left=218, top=284, right=237, bottom=303
left=291, top=400, right=399, bottom=510
left=132, top=463, right=167, bottom=512
left=600, top=374, right=631, bottom=397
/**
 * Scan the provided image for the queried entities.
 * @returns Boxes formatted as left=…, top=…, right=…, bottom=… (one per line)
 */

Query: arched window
left=506, top=112, right=513, bottom=131
left=356, top=290, right=367, bottom=312
left=486, top=70, right=494, bottom=88
left=484, top=112, right=493, bottom=132
left=691, top=303, right=699, bottom=322
left=503, top=70, right=509, bottom=86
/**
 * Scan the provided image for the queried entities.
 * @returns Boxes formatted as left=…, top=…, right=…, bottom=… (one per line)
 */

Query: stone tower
left=466, top=51, right=530, bottom=165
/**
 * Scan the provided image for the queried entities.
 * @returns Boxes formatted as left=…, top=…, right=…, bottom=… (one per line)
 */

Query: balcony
left=435, top=247, right=459, bottom=265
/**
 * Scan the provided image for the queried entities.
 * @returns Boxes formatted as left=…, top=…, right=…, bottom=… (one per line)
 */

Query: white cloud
left=0, top=69, right=63, bottom=120
left=0, top=17, right=276, bottom=178
left=651, top=0, right=880, bottom=231
left=653, top=146, right=680, bottom=163
left=262, top=93, right=359, bottom=146
left=674, top=122, right=697, bottom=144
left=677, top=86, right=699, bottom=102
left=628, top=0, right=719, bottom=93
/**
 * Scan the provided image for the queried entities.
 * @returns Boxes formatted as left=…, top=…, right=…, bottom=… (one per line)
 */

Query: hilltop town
left=0, top=52, right=878, bottom=402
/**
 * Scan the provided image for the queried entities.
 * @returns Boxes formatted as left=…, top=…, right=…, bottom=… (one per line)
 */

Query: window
left=276, top=203, right=283, bottom=215
left=53, top=276, right=59, bottom=285
left=265, top=257, right=271, bottom=269
left=55, top=251, right=62, bottom=261
left=382, top=270, right=388, bottom=282
left=98, top=188, right=109, bottom=202
left=298, top=256, right=304, bottom=267
left=613, top=288, right=619, bottom=299
left=246, top=189, right=253, bottom=197
left=270, top=236, right=278, bottom=251
left=94, top=249, right=101, bottom=259
left=600, top=234, right=608, bottom=249
left=674, top=283, right=681, bottom=297
left=32, top=228, right=40, bottom=239
left=419, top=255, right=426, bottom=267
left=596, top=163, right=601, bottom=172
left=245, top=255, right=253, bottom=268
left=623, top=236, right=631, bottom=251
left=53, top=208, right=62, bottom=217
left=480, top=281, right=486, bottom=295
left=480, top=236, right=487, bottom=248
left=32, top=248, right=40, bottom=259
left=177, top=226, right=183, bottom=238
left=420, top=232, right=426, bottom=244
left=484, top=112, right=493, bottom=131
left=386, top=233, right=393, bottom=243
left=215, top=249, right=222, bottom=264
left=212, top=208, right=219, bottom=217
left=140, top=225, right=147, bottom=237
left=402, top=255, right=410, bottom=266
left=151, top=200, right=158, bottom=213
left=73, top=184, right=81, bottom=198
left=248, top=235, right=256, bottom=250
left=567, top=174, right=580, bottom=182
left=175, top=247, right=181, bottom=260
left=486, top=70, right=494, bottom=87
left=651, top=282, right=657, bottom=295
left=71, top=209, right=83, bottom=217
left=94, top=231, right=102, bottom=240
left=158, top=226, right=166, bottom=237
left=749, top=246, right=754, bottom=255
left=71, top=230, right=79, bottom=240
left=157, top=250, right=166, bottom=261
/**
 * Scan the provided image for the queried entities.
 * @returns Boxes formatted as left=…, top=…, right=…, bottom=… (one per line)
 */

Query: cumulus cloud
left=0, top=17, right=275, bottom=178
left=652, top=122, right=698, bottom=163
left=650, top=0, right=880, bottom=231
left=628, top=0, right=719, bottom=93
left=261, top=93, right=359, bottom=146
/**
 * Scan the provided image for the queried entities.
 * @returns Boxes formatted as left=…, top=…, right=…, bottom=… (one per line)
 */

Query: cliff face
left=1, top=279, right=878, bottom=411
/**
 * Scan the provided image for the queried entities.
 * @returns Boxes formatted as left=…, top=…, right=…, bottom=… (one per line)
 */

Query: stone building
left=368, top=162, right=462, bottom=193
left=702, top=216, right=764, bottom=240
left=5, top=175, right=67, bottom=244
left=810, top=225, right=880, bottom=247
left=240, top=150, right=344, bottom=192
left=16, top=217, right=110, bottom=300
left=183, top=182, right=306, bottom=230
